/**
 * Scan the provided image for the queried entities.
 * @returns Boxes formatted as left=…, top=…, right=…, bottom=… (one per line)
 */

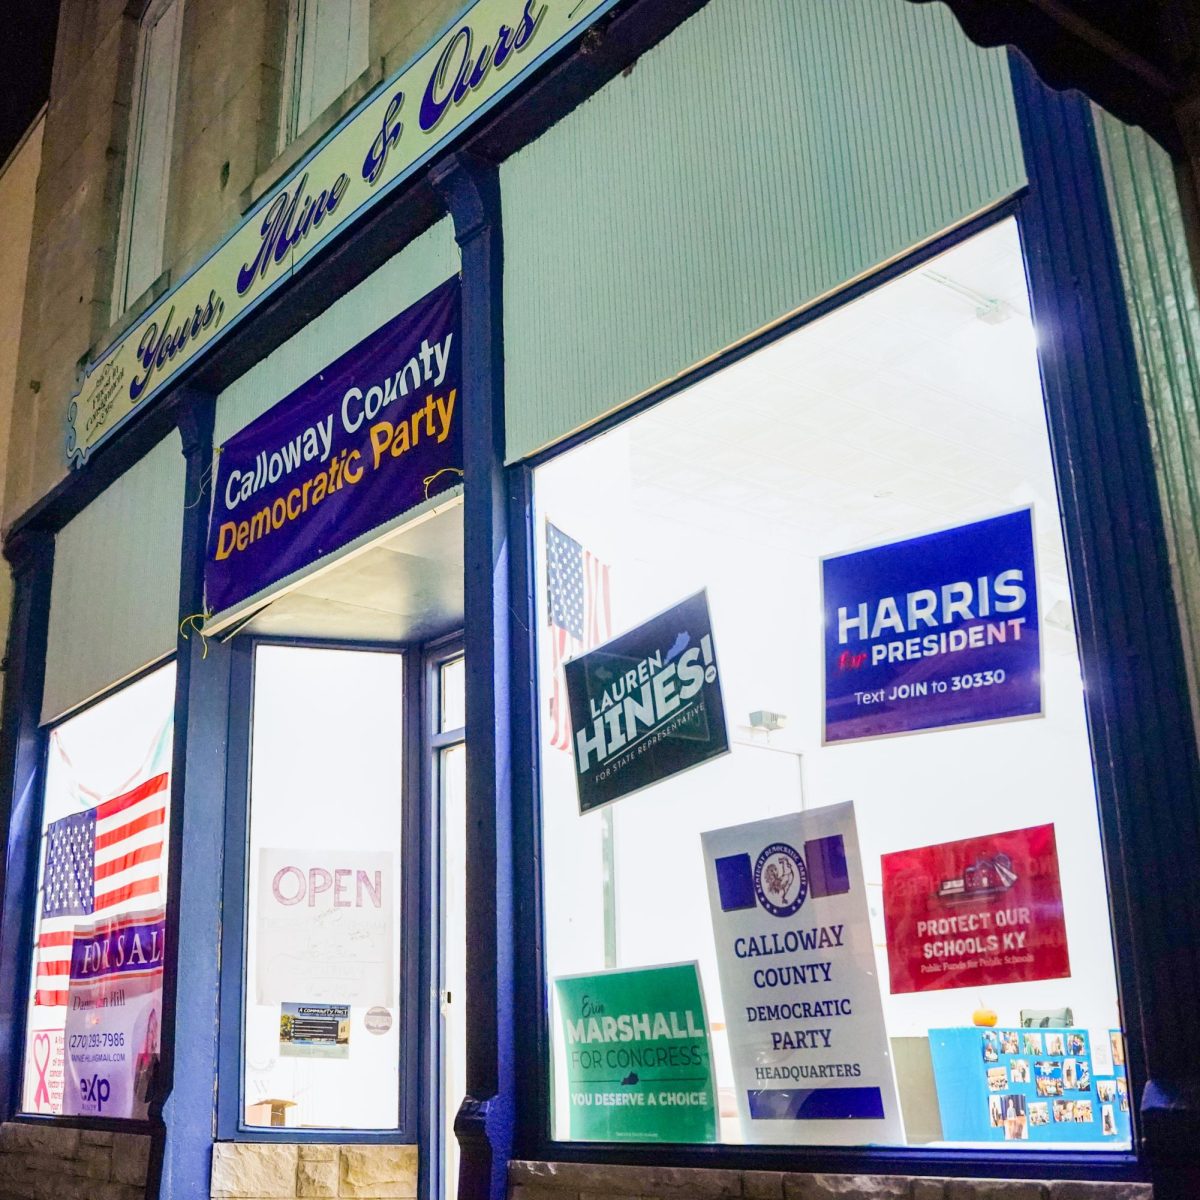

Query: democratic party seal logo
left=754, top=842, right=808, bottom=917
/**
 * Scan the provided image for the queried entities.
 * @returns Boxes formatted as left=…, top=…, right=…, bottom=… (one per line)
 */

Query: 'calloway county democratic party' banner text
left=881, top=823, right=1069, bottom=994
left=555, top=963, right=717, bottom=1142
left=564, top=591, right=729, bottom=815
left=205, top=277, right=460, bottom=613
left=701, top=803, right=904, bottom=1146
left=67, top=0, right=620, bottom=464
left=63, top=910, right=165, bottom=1119
left=822, top=508, right=1042, bottom=744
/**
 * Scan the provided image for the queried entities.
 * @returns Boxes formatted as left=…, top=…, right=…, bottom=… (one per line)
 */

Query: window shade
left=41, top=431, right=185, bottom=724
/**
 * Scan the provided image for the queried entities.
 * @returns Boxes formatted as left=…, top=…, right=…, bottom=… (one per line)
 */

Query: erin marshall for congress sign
left=555, top=963, right=717, bottom=1142
left=822, top=508, right=1042, bottom=744
left=564, top=591, right=729, bottom=815
left=205, top=277, right=460, bottom=614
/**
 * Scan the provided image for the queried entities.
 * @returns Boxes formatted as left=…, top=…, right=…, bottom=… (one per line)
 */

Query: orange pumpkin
left=973, top=1005, right=998, bottom=1027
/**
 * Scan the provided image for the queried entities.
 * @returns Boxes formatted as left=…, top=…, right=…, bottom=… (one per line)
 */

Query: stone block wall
left=211, top=1141, right=418, bottom=1199
left=0, top=1120, right=150, bottom=1200
left=510, top=1160, right=1153, bottom=1200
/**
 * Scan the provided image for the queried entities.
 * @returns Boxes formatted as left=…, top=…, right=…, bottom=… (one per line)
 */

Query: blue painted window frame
left=507, top=165, right=1158, bottom=1181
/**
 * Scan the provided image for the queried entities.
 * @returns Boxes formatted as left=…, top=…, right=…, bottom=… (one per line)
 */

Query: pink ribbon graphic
left=32, top=1033, right=52, bottom=1110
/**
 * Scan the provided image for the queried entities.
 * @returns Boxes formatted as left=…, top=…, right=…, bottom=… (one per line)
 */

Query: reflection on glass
left=243, top=646, right=404, bottom=1129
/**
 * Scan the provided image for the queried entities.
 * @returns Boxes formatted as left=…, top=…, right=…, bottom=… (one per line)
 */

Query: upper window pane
left=243, top=645, right=404, bottom=1129
left=281, top=0, right=368, bottom=149
left=113, top=0, right=183, bottom=316
left=534, top=219, right=1130, bottom=1150
left=440, top=656, right=465, bottom=733
left=22, top=664, right=176, bottom=1118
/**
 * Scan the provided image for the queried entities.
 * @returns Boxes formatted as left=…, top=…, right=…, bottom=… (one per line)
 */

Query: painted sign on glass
left=67, top=0, right=620, bottom=464
left=205, top=276, right=460, bottom=614
left=881, top=823, right=1069, bottom=994
left=564, top=591, right=729, bottom=815
left=554, top=963, right=717, bottom=1142
left=701, top=803, right=904, bottom=1146
left=822, top=508, right=1042, bottom=743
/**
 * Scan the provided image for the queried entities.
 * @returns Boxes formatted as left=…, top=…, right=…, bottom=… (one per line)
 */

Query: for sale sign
left=881, top=823, right=1069, bottom=994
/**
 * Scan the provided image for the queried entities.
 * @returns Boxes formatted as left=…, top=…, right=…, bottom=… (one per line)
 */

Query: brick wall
left=509, top=1160, right=1153, bottom=1200
left=0, top=1120, right=150, bottom=1200
left=210, top=1142, right=418, bottom=1199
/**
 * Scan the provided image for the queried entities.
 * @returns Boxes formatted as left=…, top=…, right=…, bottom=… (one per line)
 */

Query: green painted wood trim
left=1094, top=107, right=1200, bottom=734
left=501, top=0, right=1027, bottom=463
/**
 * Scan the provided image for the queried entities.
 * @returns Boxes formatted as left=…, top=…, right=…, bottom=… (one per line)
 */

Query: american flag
left=546, top=521, right=611, bottom=752
left=33, top=734, right=171, bottom=1008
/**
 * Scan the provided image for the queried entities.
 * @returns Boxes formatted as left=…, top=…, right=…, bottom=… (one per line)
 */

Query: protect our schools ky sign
left=881, top=823, right=1070, bottom=994
left=822, top=508, right=1042, bottom=744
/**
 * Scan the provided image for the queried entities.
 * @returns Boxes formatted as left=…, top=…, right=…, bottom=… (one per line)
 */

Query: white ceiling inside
left=243, top=497, right=464, bottom=643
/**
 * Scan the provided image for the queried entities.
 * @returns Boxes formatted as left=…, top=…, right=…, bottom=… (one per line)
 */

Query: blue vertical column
left=150, top=391, right=231, bottom=1200
left=1010, top=52, right=1200, bottom=1198
left=430, top=153, right=514, bottom=1200
left=0, top=530, right=54, bottom=1118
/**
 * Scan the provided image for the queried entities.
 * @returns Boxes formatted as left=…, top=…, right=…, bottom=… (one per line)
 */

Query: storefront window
left=242, top=645, right=404, bottom=1129
left=534, top=219, right=1131, bottom=1150
left=22, top=664, right=176, bottom=1119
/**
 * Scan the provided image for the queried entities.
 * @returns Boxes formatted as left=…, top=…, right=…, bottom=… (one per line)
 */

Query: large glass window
left=22, top=664, right=176, bottom=1119
left=534, top=219, right=1130, bottom=1150
left=242, top=645, right=404, bottom=1129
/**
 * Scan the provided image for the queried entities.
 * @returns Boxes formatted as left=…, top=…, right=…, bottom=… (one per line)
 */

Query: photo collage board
left=929, top=1027, right=1130, bottom=1143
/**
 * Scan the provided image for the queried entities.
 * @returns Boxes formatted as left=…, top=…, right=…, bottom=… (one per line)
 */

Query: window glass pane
left=119, top=0, right=181, bottom=311
left=22, top=664, right=176, bottom=1118
left=440, top=741, right=466, bottom=1198
left=290, top=0, right=368, bottom=140
left=244, top=646, right=403, bottom=1129
left=440, top=657, right=465, bottom=733
left=534, top=219, right=1130, bottom=1150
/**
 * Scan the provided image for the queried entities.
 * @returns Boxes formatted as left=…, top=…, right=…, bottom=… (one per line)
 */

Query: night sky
left=0, top=1, right=59, bottom=167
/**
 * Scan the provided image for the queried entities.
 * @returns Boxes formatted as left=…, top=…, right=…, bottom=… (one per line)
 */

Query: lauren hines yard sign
left=564, top=591, right=730, bottom=814
left=205, top=277, right=460, bottom=614
left=555, top=963, right=718, bottom=1142
left=822, top=508, right=1042, bottom=744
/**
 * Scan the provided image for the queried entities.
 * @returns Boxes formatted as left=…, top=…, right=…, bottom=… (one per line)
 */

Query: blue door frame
left=0, top=9, right=1197, bottom=1200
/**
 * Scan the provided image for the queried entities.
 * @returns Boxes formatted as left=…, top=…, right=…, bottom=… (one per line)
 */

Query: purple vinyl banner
left=822, top=509, right=1042, bottom=743
left=205, top=276, right=461, bottom=613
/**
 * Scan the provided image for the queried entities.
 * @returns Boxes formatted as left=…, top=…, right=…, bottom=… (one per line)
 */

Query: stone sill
left=509, top=1159, right=1152, bottom=1200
